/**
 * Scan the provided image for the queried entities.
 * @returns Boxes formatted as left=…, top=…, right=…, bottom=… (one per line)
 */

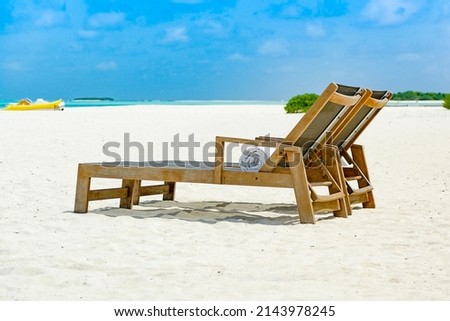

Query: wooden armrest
left=255, top=135, right=286, bottom=142
left=282, top=146, right=302, bottom=153
left=216, top=136, right=282, bottom=147
left=216, top=136, right=259, bottom=145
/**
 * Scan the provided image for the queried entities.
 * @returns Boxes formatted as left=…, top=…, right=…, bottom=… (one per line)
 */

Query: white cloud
left=196, top=19, right=226, bottom=36
left=88, top=12, right=125, bottom=28
left=306, top=23, right=326, bottom=37
left=362, top=0, right=422, bottom=25
left=78, top=29, right=99, bottom=39
left=95, top=61, right=117, bottom=71
left=163, top=27, right=189, bottom=43
left=34, top=9, right=66, bottom=27
left=228, top=53, right=246, bottom=61
left=258, top=40, right=289, bottom=56
left=8, top=1, right=67, bottom=28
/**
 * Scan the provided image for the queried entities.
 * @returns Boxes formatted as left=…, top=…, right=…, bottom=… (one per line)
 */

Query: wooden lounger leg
left=163, top=182, right=176, bottom=201
left=74, top=165, right=91, bottom=213
left=323, top=147, right=351, bottom=217
left=285, top=147, right=315, bottom=224
left=351, top=145, right=375, bottom=208
left=120, top=180, right=140, bottom=209
left=132, top=180, right=141, bottom=205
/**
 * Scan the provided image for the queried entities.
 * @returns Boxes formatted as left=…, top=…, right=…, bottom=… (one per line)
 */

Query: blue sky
left=1, top=0, right=449, bottom=100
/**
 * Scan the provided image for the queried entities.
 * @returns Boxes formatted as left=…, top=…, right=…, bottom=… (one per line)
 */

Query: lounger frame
left=74, top=83, right=390, bottom=224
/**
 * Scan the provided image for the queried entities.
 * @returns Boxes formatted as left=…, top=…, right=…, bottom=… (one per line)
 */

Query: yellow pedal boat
left=5, top=98, right=65, bottom=111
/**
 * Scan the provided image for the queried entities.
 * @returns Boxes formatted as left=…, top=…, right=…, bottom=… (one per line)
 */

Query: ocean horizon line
left=0, top=99, right=287, bottom=108
left=0, top=99, right=444, bottom=109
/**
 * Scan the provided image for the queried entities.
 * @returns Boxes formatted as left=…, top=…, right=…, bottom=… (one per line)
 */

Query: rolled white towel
left=239, top=147, right=268, bottom=172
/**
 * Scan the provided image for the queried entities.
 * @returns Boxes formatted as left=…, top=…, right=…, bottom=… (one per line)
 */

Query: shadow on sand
left=91, top=200, right=336, bottom=226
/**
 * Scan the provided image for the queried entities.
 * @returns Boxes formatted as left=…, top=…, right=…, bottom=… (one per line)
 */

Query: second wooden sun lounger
left=327, top=89, right=393, bottom=208
left=74, top=83, right=368, bottom=224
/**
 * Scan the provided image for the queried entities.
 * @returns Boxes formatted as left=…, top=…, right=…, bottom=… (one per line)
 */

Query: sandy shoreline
left=0, top=105, right=449, bottom=300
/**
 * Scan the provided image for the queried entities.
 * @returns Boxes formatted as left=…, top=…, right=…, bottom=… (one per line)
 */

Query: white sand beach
left=0, top=105, right=449, bottom=300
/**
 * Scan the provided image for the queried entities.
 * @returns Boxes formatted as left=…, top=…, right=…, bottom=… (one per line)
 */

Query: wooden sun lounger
left=327, top=89, right=393, bottom=208
left=74, top=83, right=369, bottom=224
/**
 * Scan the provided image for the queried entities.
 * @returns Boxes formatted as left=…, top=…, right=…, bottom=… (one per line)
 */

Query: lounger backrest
left=259, top=83, right=367, bottom=172
left=286, top=83, right=366, bottom=154
left=331, top=90, right=393, bottom=151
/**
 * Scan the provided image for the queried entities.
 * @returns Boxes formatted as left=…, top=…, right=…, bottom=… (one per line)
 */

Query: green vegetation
left=444, top=94, right=450, bottom=109
left=284, top=93, right=319, bottom=113
left=392, top=91, right=446, bottom=100
left=284, top=90, right=450, bottom=112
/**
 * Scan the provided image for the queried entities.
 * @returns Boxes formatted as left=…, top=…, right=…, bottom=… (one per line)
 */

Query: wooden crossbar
left=140, top=184, right=170, bottom=196
left=89, top=187, right=128, bottom=201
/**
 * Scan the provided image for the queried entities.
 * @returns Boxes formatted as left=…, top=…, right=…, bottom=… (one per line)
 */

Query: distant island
left=73, top=97, right=114, bottom=101
left=392, top=91, right=446, bottom=100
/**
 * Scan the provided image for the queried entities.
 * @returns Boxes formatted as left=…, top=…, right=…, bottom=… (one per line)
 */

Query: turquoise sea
left=0, top=99, right=443, bottom=109
left=0, top=99, right=284, bottom=109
